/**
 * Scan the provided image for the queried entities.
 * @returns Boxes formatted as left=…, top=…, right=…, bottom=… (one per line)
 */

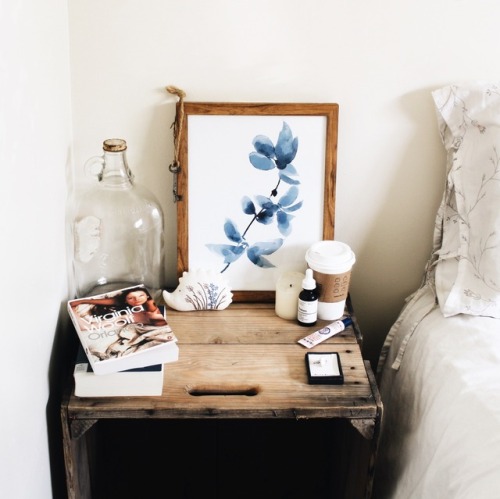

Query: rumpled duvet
left=373, top=283, right=500, bottom=499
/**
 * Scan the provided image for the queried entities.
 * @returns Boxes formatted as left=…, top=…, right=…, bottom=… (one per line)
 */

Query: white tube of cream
left=298, top=317, right=353, bottom=348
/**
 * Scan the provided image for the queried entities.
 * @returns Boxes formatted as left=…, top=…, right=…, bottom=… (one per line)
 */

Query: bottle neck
left=101, top=150, right=134, bottom=186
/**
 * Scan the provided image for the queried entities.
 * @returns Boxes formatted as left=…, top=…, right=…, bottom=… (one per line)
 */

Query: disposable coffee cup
left=305, top=240, right=356, bottom=321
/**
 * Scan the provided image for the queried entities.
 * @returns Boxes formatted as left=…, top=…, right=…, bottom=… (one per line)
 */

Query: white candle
left=275, top=271, right=304, bottom=320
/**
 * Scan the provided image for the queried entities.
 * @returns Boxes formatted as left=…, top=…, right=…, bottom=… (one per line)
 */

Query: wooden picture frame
left=175, top=102, right=338, bottom=302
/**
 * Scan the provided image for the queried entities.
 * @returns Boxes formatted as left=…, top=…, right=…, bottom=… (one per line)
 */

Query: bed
left=372, top=82, right=500, bottom=499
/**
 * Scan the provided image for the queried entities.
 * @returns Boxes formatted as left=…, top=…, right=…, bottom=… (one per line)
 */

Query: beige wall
left=67, top=0, right=500, bottom=363
left=0, top=0, right=71, bottom=497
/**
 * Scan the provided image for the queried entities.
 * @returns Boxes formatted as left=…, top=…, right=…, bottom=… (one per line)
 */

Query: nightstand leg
left=61, top=399, right=94, bottom=498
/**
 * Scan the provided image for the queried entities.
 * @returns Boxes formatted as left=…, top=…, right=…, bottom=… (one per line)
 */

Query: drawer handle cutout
left=188, top=386, right=259, bottom=397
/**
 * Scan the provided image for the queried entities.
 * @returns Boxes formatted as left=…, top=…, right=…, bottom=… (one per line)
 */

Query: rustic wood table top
left=66, top=301, right=379, bottom=424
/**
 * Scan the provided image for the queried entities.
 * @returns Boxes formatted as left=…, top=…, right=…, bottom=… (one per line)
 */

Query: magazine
left=68, top=284, right=178, bottom=375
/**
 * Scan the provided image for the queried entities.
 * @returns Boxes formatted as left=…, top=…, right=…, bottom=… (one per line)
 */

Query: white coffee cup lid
left=305, top=240, right=356, bottom=274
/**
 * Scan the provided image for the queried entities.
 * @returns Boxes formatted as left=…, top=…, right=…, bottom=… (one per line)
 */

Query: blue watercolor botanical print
left=206, top=121, right=303, bottom=273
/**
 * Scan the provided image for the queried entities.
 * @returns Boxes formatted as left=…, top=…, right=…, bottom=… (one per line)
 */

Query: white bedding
left=373, top=283, right=500, bottom=498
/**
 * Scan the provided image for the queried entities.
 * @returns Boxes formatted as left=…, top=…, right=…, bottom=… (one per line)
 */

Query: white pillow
left=433, top=82, right=500, bottom=318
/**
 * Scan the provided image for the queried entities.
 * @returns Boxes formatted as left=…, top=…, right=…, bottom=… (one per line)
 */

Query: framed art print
left=175, top=102, right=339, bottom=302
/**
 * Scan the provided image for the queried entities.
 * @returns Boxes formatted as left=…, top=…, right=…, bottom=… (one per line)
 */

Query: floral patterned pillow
left=432, top=82, right=500, bottom=318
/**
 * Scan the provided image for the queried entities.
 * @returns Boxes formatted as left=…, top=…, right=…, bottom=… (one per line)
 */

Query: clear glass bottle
left=70, top=139, right=164, bottom=299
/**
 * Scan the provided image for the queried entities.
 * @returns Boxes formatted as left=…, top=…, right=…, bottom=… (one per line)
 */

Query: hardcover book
left=73, top=345, right=167, bottom=397
left=68, top=284, right=178, bottom=375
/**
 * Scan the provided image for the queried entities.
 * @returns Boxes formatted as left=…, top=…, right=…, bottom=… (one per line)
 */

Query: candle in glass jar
left=275, top=271, right=304, bottom=320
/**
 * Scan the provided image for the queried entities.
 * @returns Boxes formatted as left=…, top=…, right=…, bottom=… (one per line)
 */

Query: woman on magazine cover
left=70, top=286, right=165, bottom=326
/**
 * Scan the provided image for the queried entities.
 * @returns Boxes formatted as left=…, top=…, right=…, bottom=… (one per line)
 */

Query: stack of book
left=67, top=284, right=179, bottom=397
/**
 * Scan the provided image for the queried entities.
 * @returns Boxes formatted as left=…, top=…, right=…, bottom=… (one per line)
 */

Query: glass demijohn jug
left=71, top=139, right=164, bottom=298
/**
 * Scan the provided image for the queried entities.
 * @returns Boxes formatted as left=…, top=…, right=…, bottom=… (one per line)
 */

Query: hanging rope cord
left=166, top=85, right=186, bottom=202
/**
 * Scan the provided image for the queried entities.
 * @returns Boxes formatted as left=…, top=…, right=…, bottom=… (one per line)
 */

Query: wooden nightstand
left=61, top=298, right=382, bottom=499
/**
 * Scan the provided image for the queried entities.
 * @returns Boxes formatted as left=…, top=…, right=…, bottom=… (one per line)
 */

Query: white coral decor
left=162, top=269, right=233, bottom=311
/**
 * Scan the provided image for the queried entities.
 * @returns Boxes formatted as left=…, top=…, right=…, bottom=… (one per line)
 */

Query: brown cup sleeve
left=313, top=270, right=351, bottom=303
